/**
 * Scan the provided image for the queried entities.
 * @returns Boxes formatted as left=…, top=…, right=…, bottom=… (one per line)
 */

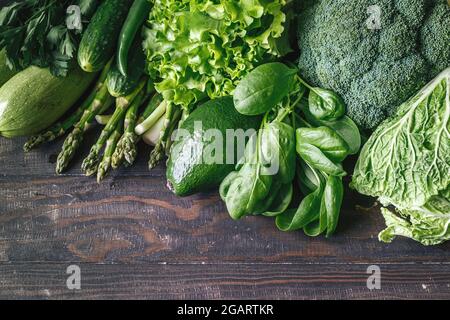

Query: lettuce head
left=144, top=0, right=291, bottom=109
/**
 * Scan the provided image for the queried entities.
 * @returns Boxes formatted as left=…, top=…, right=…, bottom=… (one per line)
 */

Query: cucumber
left=106, top=37, right=146, bottom=98
left=0, top=50, right=18, bottom=87
left=78, top=0, right=134, bottom=73
left=166, top=97, right=262, bottom=196
left=0, top=66, right=96, bottom=138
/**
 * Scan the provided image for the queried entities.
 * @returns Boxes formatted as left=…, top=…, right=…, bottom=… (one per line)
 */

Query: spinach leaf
left=292, top=174, right=344, bottom=237
left=234, top=62, right=297, bottom=115
left=308, top=87, right=346, bottom=121
left=220, top=130, right=274, bottom=220
left=297, top=160, right=324, bottom=195
left=323, top=116, right=361, bottom=155
left=260, top=121, right=296, bottom=183
left=252, top=179, right=284, bottom=215
left=324, top=175, right=344, bottom=237
left=303, top=109, right=361, bottom=155
left=296, top=142, right=346, bottom=177
left=296, top=127, right=350, bottom=163
left=303, top=196, right=328, bottom=237
left=220, top=119, right=297, bottom=220
left=220, top=162, right=273, bottom=220
left=262, top=183, right=294, bottom=217
left=276, top=183, right=323, bottom=232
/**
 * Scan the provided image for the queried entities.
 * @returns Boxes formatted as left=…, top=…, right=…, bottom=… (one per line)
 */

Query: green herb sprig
left=0, top=0, right=99, bottom=76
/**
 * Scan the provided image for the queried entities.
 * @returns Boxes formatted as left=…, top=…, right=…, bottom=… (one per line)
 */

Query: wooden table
left=0, top=134, right=449, bottom=300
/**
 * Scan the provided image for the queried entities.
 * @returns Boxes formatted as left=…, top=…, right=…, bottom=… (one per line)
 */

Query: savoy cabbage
left=352, top=68, right=450, bottom=245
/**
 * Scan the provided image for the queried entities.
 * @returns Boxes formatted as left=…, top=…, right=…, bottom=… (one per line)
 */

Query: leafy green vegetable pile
left=144, top=0, right=292, bottom=109
left=297, top=0, right=450, bottom=130
left=352, top=68, right=450, bottom=245
left=0, top=0, right=99, bottom=76
left=0, top=0, right=449, bottom=246
left=220, top=62, right=361, bottom=236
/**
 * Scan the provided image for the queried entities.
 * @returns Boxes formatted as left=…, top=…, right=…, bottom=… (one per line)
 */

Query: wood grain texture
left=2, top=171, right=450, bottom=265
left=1, top=132, right=450, bottom=299
left=1, top=263, right=450, bottom=300
left=1, top=0, right=449, bottom=300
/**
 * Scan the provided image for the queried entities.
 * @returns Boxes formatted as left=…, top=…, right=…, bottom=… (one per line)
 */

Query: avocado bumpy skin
left=297, top=0, right=450, bottom=130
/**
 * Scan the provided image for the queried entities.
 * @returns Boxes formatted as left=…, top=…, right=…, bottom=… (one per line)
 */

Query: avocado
left=166, top=96, right=262, bottom=196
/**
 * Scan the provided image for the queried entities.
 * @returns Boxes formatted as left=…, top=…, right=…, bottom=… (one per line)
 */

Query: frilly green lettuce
left=144, top=0, right=290, bottom=109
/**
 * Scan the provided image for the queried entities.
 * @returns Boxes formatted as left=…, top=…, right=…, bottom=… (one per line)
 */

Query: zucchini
left=0, top=50, right=18, bottom=87
left=78, top=0, right=134, bottom=73
left=0, top=66, right=96, bottom=138
left=106, top=37, right=146, bottom=97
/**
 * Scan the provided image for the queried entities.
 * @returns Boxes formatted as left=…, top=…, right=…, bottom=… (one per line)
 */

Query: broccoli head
left=297, top=0, right=450, bottom=129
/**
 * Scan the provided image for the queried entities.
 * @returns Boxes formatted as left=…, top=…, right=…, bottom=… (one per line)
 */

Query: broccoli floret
left=297, top=0, right=450, bottom=129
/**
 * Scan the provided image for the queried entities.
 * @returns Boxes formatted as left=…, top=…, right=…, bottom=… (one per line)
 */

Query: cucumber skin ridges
left=78, top=0, right=134, bottom=73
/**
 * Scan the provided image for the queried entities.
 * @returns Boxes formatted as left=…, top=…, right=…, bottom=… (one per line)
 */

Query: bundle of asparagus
left=24, top=64, right=182, bottom=183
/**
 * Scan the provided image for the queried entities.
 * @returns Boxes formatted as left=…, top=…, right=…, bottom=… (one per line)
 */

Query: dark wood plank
left=1, top=262, right=449, bottom=300
left=1, top=172, right=450, bottom=266
left=0, top=134, right=159, bottom=177
left=2, top=0, right=450, bottom=300
left=1, top=134, right=450, bottom=299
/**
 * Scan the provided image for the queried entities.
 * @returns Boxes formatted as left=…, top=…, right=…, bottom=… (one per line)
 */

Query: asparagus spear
left=81, top=79, right=146, bottom=176
left=164, top=109, right=183, bottom=155
left=111, top=91, right=144, bottom=168
left=112, top=92, right=163, bottom=168
left=148, top=104, right=182, bottom=169
left=24, top=92, right=96, bottom=152
left=24, top=65, right=111, bottom=152
left=95, top=114, right=113, bottom=125
left=164, top=108, right=183, bottom=154
left=56, top=84, right=113, bottom=174
left=97, top=122, right=123, bottom=183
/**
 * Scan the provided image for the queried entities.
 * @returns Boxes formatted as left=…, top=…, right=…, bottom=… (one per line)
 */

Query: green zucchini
left=78, top=0, right=134, bottom=73
left=106, top=37, right=146, bottom=97
left=0, top=66, right=96, bottom=138
left=0, top=50, right=18, bottom=87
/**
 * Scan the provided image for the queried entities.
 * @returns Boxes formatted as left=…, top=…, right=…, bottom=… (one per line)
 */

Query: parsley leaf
left=0, top=0, right=98, bottom=77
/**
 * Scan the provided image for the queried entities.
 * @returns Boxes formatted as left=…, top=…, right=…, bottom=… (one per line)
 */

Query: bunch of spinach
left=0, top=0, right=99, bottom=76
left=221, top=62, right=361, bottom=237
left=220, top=117, right=296, bottom=220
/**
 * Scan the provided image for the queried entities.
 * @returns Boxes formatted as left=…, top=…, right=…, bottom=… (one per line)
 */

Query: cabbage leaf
left=352, top=68, right=450, bottom=245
